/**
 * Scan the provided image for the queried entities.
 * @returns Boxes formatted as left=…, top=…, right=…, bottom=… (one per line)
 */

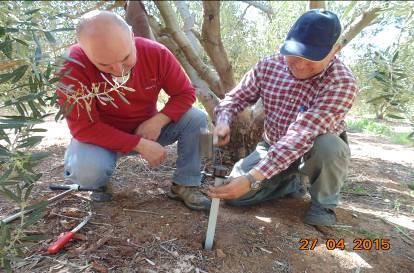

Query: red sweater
left=57, top=37, right=196, bottom=153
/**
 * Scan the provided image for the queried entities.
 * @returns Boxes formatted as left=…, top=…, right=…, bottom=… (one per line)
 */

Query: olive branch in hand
left=58, top=70, right=136, bottom=122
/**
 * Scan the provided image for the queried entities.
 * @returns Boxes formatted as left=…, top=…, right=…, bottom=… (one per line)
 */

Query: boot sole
left=90, top=192, right=113, bottom=202
left=304, top=215, right=337, bottom=226
left=167, top=191, right=210, bottom=211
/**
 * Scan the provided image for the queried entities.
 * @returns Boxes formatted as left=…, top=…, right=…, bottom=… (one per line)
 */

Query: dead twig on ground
left=341, top=191, right=372, bottom=197
left=85, top=234, right=112, bottom=253
left=50, top=212, right=112, bottom=226
left=382, top=219, right=414, bottom=245
left=123, top=208, right=161, bottom=215
left=42, top=255, right=91, bottom=270
left=160, top=244, right=179, bottom=257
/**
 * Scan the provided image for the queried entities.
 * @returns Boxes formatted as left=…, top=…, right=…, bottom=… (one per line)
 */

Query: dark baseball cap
left=280, top=9, right=341, bottom=61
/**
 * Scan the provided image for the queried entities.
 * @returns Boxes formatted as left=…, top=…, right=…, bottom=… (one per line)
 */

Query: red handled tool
left=47, top=214, right=92, bottom=254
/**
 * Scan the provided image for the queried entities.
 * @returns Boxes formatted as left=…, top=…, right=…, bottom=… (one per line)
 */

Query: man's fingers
left=148, top=150, right=167, bottom=167
left=218, top=135, right=230, bottom=146
left=208, top=189, right=236, bottom=200
left=210, top=192, right=230, bottom=199
left=208, top=184, right=233, bottom=195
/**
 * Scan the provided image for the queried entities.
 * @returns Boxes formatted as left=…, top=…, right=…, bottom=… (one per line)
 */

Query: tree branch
left=173, top=1, right=202, bottom=55
left=308, top=0, right=326, bottom=10
left=148, top=9, right=219, bottom=117
left=126, top=0, right=155, bottom=40
left=201, top=1, right=235, bottom=93
left=0, top=60, right=26, bottom=72
left=340, top=7, right=382, bottom=47
left=154, top=1, right=225, bottom=98
left=242, top=1, right=274, bottom=16
left=67, top=1, right=126, bottom=19
left=157, top=35, right=219, bottom=117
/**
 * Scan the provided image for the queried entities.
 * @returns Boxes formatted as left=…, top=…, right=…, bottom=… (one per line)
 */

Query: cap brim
left=280, top=40, right=331, bottom=62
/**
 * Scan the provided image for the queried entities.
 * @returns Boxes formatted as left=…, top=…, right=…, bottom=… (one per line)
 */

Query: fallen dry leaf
left=60, top=219, right=76, bottom=230
left=61, top=207, right=83, bottom=217
left=91, top=261, right=108, bottom=273
left=73, top=233, right=87, bottom=241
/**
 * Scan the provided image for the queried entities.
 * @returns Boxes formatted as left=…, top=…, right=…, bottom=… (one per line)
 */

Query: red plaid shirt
left=215, top=54, right=358, bottom=179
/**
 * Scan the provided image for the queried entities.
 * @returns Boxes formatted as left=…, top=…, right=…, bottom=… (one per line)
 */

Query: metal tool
left=1, top=184, right=102, bottom=225
left=48, top=184, right=104, bottom=192
left=47, top=213, right=92, bottom=254
left=1, top=189, right=74, bottom=225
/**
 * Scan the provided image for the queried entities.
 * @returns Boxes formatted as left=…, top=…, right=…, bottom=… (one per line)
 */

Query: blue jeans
left=63, top=107, right=208, bottom=189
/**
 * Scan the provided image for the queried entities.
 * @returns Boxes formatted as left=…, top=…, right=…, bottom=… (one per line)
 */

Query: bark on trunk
left=308, top=1, right=326, bottom=10
left=340, top=7, right=382, bottom=47
left=155, top=1, right=225, bottom=98
left=174, top=1, right=202, bottom=55
left=126, top=1, right=155, bottom=40
left=201, top=1, right=236, bottom=92
left=149, top=14, right=219, bottom=118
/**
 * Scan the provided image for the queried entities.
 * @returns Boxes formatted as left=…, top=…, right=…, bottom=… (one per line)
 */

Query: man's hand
left=213, top=122, right=230, bottom=146
left=208, top=176, right=251, bottom=200
left=134, top=138, right=167, bottom=167
left=135, top=113, right=171, bottom=141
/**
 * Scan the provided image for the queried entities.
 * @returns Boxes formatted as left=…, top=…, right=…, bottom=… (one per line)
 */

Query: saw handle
left=47, top=232, right=75, bottom=254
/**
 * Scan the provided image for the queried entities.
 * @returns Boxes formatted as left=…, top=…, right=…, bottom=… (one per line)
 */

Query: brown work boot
left=167, top=183, right=211, bottom=210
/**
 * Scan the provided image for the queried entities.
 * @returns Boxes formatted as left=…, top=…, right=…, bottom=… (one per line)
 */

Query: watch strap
left=244, top=173, right=262, bottom=190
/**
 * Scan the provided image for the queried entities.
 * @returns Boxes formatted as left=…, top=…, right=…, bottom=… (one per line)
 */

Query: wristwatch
left=244, top=173, right=263, bottom=191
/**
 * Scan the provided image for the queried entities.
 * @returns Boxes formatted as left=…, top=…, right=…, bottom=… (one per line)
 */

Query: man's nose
left=111, top=63, right=124, bottom=76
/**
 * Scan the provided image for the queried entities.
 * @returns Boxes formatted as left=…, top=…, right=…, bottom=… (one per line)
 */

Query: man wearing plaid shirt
left=209, top=10, right=358, bottom=226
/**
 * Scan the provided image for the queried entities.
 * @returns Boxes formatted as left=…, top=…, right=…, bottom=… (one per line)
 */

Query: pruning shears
left=47, top=214, right=92, bottom=254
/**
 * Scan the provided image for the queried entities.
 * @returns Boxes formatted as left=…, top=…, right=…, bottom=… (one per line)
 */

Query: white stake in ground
left=204, top=135, right=227, bottom=250
left=204, top=169, right=226, bottom=250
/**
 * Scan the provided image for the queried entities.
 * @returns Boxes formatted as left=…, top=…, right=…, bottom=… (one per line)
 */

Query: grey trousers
left=226, top=133, right=350, bottom=209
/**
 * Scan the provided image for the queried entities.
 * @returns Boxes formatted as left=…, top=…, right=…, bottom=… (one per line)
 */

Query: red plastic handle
left=47, top=231, right=75, bottom=254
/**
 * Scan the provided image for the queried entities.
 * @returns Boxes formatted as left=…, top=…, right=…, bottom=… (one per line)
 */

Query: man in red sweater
left=57, top=11, right=211, bottom=210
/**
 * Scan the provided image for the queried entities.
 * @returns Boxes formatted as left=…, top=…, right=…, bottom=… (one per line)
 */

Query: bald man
left=57, top=11, right=211, bottom=210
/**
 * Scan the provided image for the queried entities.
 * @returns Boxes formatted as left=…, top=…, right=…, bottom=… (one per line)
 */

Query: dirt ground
left=1, top=120, right=414, bottom=273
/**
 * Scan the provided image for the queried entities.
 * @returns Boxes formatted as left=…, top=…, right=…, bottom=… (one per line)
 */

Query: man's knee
left=230, top=150, right=262, bottom=177
left=181, top=107, right=208, bottom=130
left=64, top=140, right=117, bottom=188
left=311, top=133, right=350, bottom=163
left=64, top=161, right=114, bottom=188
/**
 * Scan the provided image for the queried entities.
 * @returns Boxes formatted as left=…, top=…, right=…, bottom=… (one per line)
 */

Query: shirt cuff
left=121, top=135, right=141, bottom=154
left=216, top=114, right=232, bottom=126
left=254, top=157, right=280, bottom=179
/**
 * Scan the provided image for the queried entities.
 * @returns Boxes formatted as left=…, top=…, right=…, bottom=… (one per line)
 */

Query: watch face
left=245, top=174, right=262, bottom=191
left=251, top=181, right=262, bottom=190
